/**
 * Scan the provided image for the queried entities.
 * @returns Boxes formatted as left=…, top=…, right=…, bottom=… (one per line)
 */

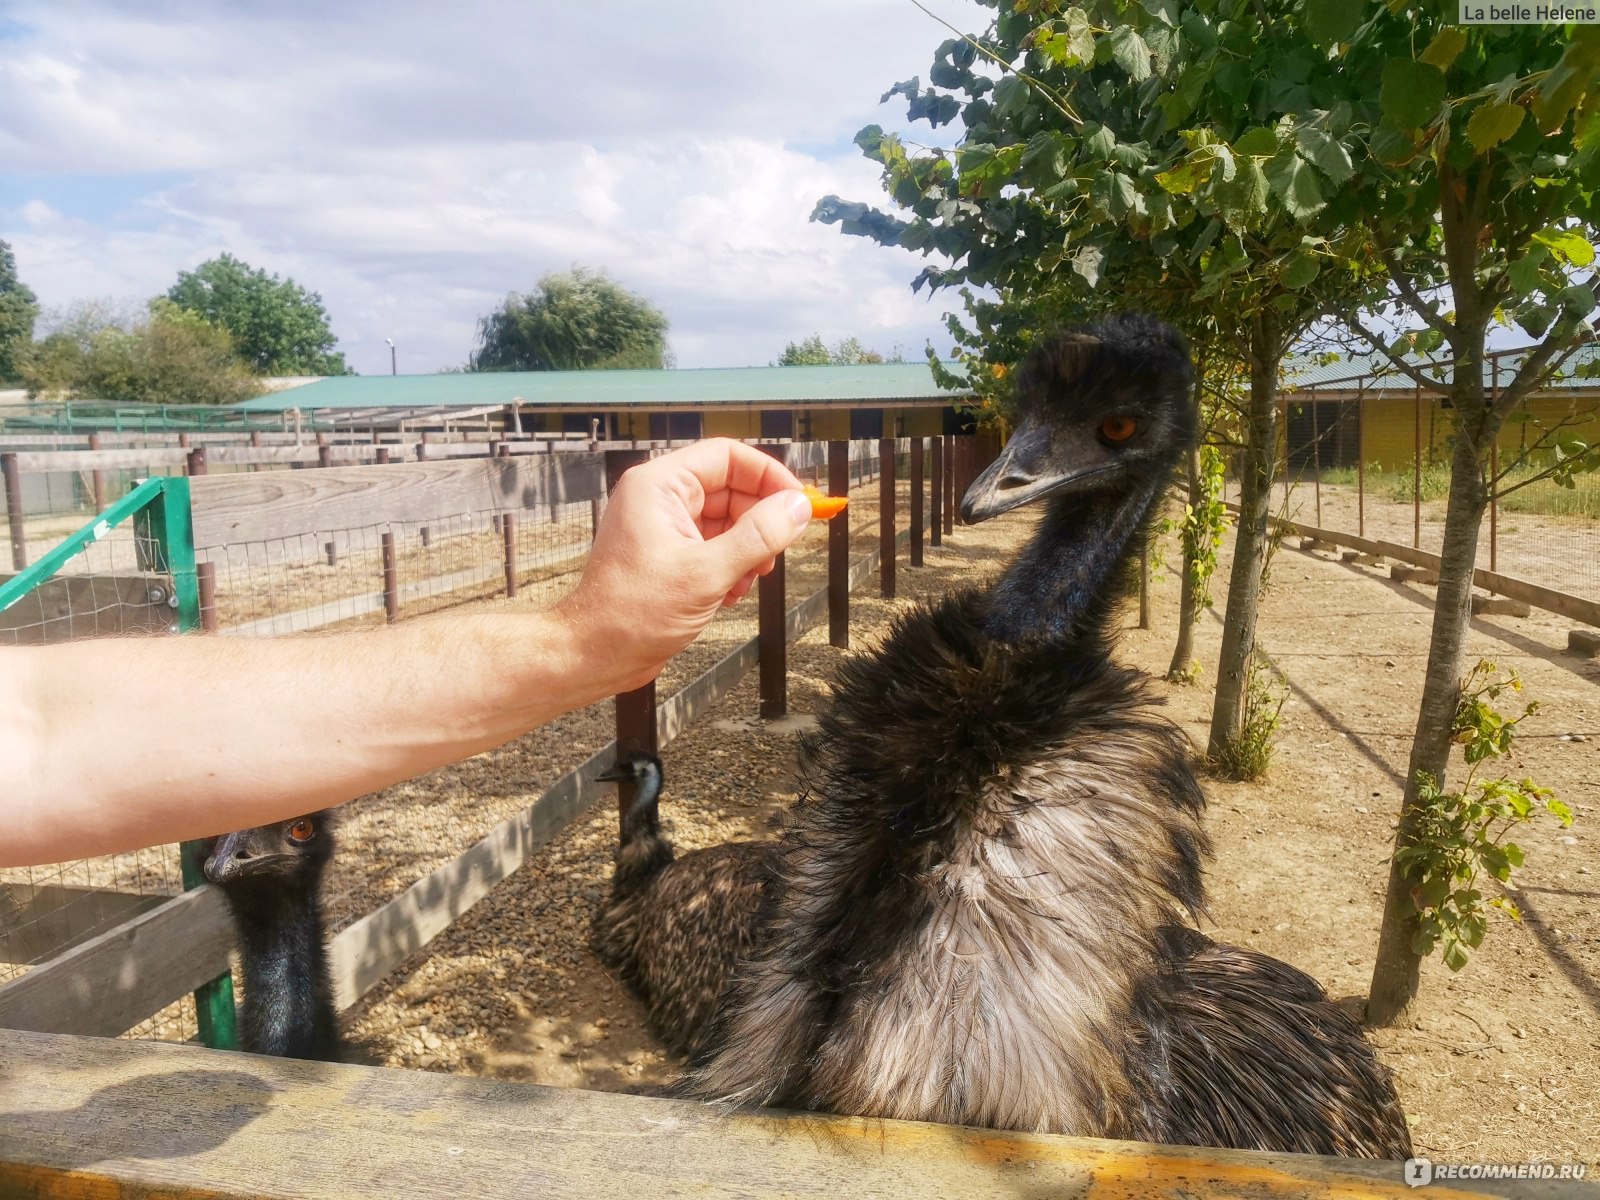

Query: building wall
left=1355, top=394, right=1599, bottom=472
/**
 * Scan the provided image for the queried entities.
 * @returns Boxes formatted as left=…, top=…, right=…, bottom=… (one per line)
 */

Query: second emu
left=687, top=313, right=1412, bottom=1158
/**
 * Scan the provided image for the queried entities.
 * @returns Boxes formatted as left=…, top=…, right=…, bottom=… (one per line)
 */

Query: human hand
left=556, top=439, right=813, bottom=695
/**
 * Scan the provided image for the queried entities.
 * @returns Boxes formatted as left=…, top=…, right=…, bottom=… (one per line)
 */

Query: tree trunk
left=1367, top=401, right=1495, bottom=1025
left=1167, top=442, right=1202, bottom=680
left=1207, top=313, right=1280, bottom=759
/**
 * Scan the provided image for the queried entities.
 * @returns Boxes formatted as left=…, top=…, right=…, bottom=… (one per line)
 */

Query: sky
left=0, top=0, right=989, bottom=376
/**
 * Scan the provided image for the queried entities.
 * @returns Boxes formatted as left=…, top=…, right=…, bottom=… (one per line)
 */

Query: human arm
left=0, top=439, right=812, bottom=866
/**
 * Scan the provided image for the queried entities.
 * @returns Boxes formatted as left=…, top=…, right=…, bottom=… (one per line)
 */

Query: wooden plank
left=827, top=440, right=849, bottom=648
left=189, top=455, right=605, bottom=548
left=0, top=887, right=234, bottom=1038
left=879, top=437, right=896, bottom=598
left=11, top=448, right=188, bottom=471
left=2, top=1029, right=1559, bottom=1200
left=0, top=885, right=168, bottom=966
left=0, top=572, right=173, bottom=644
left=1247, top=508, right=1600, bottom=628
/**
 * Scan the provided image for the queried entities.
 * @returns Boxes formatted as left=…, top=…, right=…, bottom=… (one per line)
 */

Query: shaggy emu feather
left=592, top=753, right=771, bottom=1059
left=686, top=313, right=1411, bottom=1158
left=198, top=811, right=345, bottom=1062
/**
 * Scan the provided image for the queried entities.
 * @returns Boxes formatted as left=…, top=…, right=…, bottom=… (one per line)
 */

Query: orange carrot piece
left=802, top=484, right=848, bottom=520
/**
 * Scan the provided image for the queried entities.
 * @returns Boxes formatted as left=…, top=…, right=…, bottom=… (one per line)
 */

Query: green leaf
left=1020, top=131, right=1071, bottom=188
left=1070, top=244, right=1105, bottom=286
left=1381, top=59, right=1447, bottom=129
left=1371, top=125, right=1420, bottom=167
left=1295, top=122, right=1355, bottom=184
left=1466, top=102, right=1526, bottom=153
left=1532, top=226, right=1597, bottom=267
left=1507, top=247, right=1549, bottom=297
left=1235, top=126, right=1281, bottom=158
left=1109, top=25, right=1153, bottom=82
left=1280, top=250, right=1321, bottom=289
left=1418, top=27, right=1467, bottom=71
left=1082, top=122, right=1117, bottom=161
left=1442, top=938, right=1471, bottom=971
left=993, top=75, right=1031, bottom=118
left=1155, top=148, right=1217, bottom=195
left=1062, top=8, right=1096, bottom=64
left=1218, top=159, right=1270, bottom=227
left=1304, top=0, right=1361, bottom=45
left=1265, top=151, right=1326, bottom=220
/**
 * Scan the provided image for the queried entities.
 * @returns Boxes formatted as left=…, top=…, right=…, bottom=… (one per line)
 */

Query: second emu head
left=202, top=811, right=336, bottom=888
left=962, top=313, right=1194, bottom=523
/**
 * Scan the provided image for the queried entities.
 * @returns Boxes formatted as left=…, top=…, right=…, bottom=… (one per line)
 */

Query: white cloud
left=0, top=1, right=986, bottom=371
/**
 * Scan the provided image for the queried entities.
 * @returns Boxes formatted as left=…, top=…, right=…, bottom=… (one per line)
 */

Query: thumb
left=707, top=489, right=811, bottom=582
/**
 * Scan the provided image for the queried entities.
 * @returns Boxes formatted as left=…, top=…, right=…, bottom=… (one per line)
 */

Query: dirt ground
left=330, top=499, right=1597, bottom=1164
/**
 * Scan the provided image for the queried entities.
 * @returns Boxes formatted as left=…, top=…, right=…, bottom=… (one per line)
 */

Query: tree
left=470, top=269, right=670, bottom=371
left=166, top=254, right=349, bottom=375
left=776, top=334, right=889, bottom=365
left=0, top=239, right=39, bottom=384
left=21, top=299, right=259, bottom=406
left=812, top=1, right=1381, bottom=767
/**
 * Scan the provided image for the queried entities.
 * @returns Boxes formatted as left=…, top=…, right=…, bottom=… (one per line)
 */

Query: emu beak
left=595, top=764, right=629, bottom=784
left=961, top=417, right=1116, bottom=523
left=203, top=829, right=256, bottom=884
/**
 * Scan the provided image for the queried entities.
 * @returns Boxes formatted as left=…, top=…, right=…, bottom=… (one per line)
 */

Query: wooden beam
left=188, top=455, right=604, bottom=549
left=879, top=437, right=896, bottom=599
left=0, top=887, right=234, bottom=1038
left=827, top=439, right=849, bottom=648
left=0, top=572, right=173, bottom=644
left=0, top=884, right=168, bottom=966
left=910, top=436, right=925, bottom=568
left=2, top=1029, right=1556, bottom=1200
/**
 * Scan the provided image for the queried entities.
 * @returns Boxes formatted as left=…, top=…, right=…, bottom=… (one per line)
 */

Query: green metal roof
left=1284, top=342, right=1600, bottom=392
left=236, top=362, right=971, bottom=412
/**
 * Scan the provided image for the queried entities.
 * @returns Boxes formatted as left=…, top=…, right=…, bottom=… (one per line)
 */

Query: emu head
left=202, top=811, right=336, bottom=887
left=596, top=751, right=664, bottom=788
left=963, top=313, right=1195, bottom=523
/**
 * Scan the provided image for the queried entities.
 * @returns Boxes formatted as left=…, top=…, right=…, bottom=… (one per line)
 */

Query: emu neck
left=622, top=771, right=664, bottom=844
left=984, top=473, right=1165, bottom=645
left=226, top=881, right=340, bottom=1060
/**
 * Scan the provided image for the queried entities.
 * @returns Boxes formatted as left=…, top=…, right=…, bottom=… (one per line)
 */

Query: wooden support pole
left=758, top=443, right=787, bottom=720
left=879, top=438, right=896, bottom=599
left=910, top=436, right=924, bottom=568
left=197, top=561, right=218, bottom=633
left=1356, top=394, right=1366, bottom=539
left=606, top=446, right=656, bottom=833
left=1413, top=382, right=1422, bottom=549
left=381, top=531, right=399, bottom=624
left=502, top=512, right=518, bottom=598
left=1139, top=545, right=1151, bottom=630
left=88, top=432, right=105, bottom=510
left=943, top=435, right=954, bottom=536
left=954, top=437, right=968, bottom=526
left=186, top=446, right=207, bottom=477
left=317, top=432, right=332, bottom=468
left=249, top=429, right=262, bottom=473
left=376, top=446, right=391, bottom=465
left=929, top=432, right=943, bottom=547
left=3, top=452, right=25, bottom=570
left=827, top=439, right=849, bottom=649
left=324, top=540, right=338, bottom=568
left=1310, top=391, right=1321, bottom=528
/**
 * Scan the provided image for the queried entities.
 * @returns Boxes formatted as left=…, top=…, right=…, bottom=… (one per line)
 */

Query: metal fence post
left=879, top=438, right=896, bottom=598
left=1490, top=357, right=1501, bottom=572
left=382, top=532, right=399, bottom=623
left=910, top=436, right=925, bottom=568
left=503, top=511, right=518, bottom=598
left=1413, top=381, right=1422, bottom=548
left=828, top=440, right=849, bottom=649
left=757, top=443, right=787, bottom=720
left=1357, top=389, right=1366, bottom=539
left=147, top=475, right=238, bottom=1052
left=1310, top=389, right=1322, bottom=528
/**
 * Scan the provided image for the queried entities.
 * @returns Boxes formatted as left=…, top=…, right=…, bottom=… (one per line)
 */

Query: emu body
left=592, top=754, right=770, bottom=1059
left=688, top=314, right=1411, bottom=1158
left=200, top=812, right=343, bottom=1062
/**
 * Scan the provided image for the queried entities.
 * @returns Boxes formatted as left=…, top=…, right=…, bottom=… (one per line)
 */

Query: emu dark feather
left=687, top=313, right=1411, bottom=1158
left=592, top=754, right=771, bottom=1059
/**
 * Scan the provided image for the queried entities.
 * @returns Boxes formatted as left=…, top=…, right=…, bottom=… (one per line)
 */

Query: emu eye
left=1101, top=416, right=1138, bottom=442
left=286, top=819, right=316, bottom=845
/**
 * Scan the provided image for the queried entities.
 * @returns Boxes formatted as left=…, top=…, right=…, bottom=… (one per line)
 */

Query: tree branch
left=1340, top=311, right=1452, bottom=393
left=1373, top=237, right=1456, bottom=344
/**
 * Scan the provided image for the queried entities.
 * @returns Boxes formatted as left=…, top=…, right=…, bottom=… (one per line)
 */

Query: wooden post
left=910, top=436, right=924, bottom=568
left=88, top=432, right=105, bottom=510
left=953, top=437, right=968, bottom=526
left=943, top=435, right=954, bottom=536
left=381, top=532, right=399, bottom=624
left=606, top=446, right=656, bottom=833
left=879, top=438, right=896, bottom=599
left=324, top=540, right=338, bottom=567
left=197, top=561, right=218, bottom=633
left=1489, top=357, right=1500, bottom=573
left=376, top=446, right=391, bottom=465
left=758, top=443, right=787, bottom=720
left=186, top=446, right=207, bottom=477
left=249, top=429, right=262, bottom=473
left=417, top=432, right=429, bottom=462
left=1138, top=545, right=1151, bottom=630
left=503, top=511, right=518, bottom=598
left=1356, top=392, right=1366, bottom=539
left=3, top=452, right=26, bottom=570
left=317, top=432, right=332, bottom=468
left=828, top=439, right=849, bottom=649
left=590, top=419, right=603, bottom=539
left=929, top=432, right=943, bottom=547
left=1310, top=390, right=1321, bottom=528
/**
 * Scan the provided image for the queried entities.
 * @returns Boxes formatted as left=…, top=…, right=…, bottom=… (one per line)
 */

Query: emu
left=592, top=752, right=770, bottom=1059
left=687, top=313, right=1412, bottom=1158
left=200, top=811, right=343, bottom=1062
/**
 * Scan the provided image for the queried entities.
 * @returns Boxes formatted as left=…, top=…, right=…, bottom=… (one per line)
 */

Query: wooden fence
left=0, top=434, right=998, bottom=1039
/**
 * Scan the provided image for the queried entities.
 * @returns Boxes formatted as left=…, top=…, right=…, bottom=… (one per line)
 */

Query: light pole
left=385, top=337, right=396, bottom=376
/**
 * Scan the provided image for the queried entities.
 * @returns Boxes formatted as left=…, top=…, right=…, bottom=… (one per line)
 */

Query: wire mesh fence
left=0, top=434, right=970, bottom=1048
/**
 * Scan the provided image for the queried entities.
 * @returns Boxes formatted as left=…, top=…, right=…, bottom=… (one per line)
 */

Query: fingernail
left=784, top=490, right=813, bottom=527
